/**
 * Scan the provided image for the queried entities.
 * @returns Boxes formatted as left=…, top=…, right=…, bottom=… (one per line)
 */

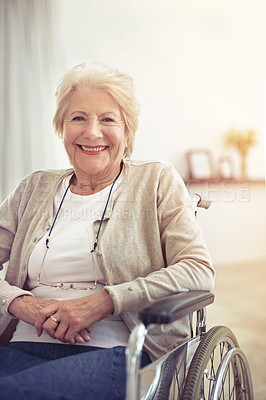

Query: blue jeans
left=0, top=342, right=151, bottom=399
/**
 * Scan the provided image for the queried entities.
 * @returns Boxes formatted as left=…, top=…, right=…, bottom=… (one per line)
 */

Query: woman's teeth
left=80, top=145, right=106, bottom=151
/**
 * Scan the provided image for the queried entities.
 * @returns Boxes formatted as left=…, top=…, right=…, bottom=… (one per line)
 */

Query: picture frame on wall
left=186, top=150, right=216, bottom=181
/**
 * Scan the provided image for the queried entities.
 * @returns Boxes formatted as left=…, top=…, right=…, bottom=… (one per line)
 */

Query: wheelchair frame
left=125, top=291, right=253, bottom=400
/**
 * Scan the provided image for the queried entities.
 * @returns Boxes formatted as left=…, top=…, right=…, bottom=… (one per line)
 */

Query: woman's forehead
left=65, top=88, right=122, bottom=119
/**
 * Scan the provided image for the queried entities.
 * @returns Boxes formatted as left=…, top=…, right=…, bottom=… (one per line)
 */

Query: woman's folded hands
left=8, top=291, right=114, bottom=345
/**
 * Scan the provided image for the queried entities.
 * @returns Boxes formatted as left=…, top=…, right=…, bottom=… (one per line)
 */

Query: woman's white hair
left=53, top=62, right=139, bottom=157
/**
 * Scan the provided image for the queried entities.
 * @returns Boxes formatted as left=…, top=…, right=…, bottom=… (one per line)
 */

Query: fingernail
left=84, top=334, right=91, bottom=341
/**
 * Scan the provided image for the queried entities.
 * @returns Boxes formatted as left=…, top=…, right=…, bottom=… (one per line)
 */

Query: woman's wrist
left=103, top=289, right=114, bottom=315
left=8, top=294, right=33, bottom=317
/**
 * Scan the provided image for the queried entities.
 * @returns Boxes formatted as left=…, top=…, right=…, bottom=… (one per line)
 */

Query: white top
left=11, top=173, right=130, bottom=348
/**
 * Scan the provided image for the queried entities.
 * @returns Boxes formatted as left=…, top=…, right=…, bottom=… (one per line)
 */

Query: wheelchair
left=125, top=196, right=254, bottom=400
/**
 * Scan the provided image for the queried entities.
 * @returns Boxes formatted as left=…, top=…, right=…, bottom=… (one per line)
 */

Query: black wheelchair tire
left=181, top=325, right=253, bottom=400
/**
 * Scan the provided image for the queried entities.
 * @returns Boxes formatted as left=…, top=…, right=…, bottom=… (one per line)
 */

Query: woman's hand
left=8, top=295, right=59, bottom=326
left=8, top=295, right=94, bottom=344
left=35, top=290, right=114, bottom=344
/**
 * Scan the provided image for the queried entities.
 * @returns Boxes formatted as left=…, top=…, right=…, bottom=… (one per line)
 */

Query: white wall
left=187, top=182, right=266, bottom=265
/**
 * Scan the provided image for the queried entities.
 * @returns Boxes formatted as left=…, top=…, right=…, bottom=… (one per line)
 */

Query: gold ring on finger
left=50, top=315, right=59, bottom=324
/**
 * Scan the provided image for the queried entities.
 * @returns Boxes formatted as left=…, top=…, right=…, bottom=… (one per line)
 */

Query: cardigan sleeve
left=0, top=179, right=25, bottom=272
left=105, top=163, right=215, bottom=315
left=0, top=180, right=33, bottom=318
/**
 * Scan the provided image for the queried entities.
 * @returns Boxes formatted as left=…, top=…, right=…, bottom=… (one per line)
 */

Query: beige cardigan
left=0, top=159, right=215, bottom=360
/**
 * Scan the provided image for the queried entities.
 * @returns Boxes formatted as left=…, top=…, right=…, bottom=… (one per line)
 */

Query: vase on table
left=239, top=150, right=248, bottom=179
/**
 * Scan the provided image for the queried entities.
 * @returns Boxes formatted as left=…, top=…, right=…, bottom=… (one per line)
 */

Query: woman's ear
left=123, top=142, right=129, bottom=158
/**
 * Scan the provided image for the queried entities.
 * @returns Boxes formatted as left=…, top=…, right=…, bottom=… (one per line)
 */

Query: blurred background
left=0, top=0, right=265, bottom=398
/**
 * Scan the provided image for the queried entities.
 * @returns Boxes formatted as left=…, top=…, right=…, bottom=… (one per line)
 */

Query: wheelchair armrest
left=139, top=290, right=214, bottom=326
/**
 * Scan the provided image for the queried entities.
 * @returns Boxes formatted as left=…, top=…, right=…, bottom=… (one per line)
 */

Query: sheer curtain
left=0, top=0, right=65, bottom=201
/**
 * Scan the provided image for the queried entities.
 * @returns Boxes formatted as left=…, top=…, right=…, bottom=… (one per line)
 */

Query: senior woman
left=0, top=62, right=215, bottom=400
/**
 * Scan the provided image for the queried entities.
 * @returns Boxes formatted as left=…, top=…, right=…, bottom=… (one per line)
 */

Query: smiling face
left=62, top=88, right=127, bottom=186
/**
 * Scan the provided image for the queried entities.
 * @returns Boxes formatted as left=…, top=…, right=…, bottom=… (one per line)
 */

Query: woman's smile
left=78, top=145, right=108, bottom=154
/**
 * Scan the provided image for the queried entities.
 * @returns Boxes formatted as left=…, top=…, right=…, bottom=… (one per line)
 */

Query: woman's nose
left=82, top=119, right=103, bottom=139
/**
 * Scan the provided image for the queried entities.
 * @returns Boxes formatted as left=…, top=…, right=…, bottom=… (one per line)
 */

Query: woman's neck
left=70, top=165, right=122, bottom=196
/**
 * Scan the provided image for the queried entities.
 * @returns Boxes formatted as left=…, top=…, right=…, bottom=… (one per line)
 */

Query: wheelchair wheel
left=181, top=326, right=253, bottom=400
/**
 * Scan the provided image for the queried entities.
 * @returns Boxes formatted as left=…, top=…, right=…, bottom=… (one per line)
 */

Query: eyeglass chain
left=46, top=170, right=121, bottom=252
left=37, top=170, right=121, bottom=289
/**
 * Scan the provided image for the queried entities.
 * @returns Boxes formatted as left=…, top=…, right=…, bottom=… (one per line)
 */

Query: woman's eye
left=73, top=116, right=85, bottom=121
left=102, top=117, right=115, bottom=123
